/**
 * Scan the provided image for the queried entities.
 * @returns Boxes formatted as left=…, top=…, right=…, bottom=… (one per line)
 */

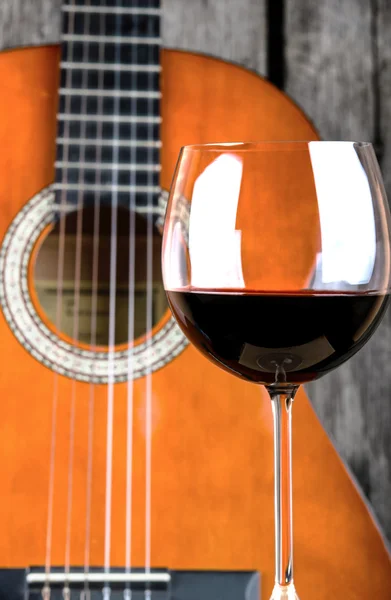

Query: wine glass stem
left=269, top=386, right=298, bottom=589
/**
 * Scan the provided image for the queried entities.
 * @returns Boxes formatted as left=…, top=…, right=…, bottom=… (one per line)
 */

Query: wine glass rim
left=181, top=140, right=373, bottom=152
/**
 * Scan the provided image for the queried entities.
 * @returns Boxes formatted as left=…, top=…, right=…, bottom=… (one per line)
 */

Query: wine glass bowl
left=161, top=141, right=391, bottom=599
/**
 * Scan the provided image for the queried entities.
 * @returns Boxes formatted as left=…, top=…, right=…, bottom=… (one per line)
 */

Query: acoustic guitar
left=0, top=1, right=389, bottom=598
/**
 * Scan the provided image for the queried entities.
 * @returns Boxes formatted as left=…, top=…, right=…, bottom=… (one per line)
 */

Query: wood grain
left=285, top=0, right=391, bottom=540
left=0, top=0, right=390, bottom=544
left=0, top=0, right=61, bottom=49
left=163, top=0, right=266, bottom=75
left=377, top=0, right=391, bottom=195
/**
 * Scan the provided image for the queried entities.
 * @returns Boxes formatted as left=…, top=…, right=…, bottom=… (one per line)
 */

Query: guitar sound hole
left=33, top=205, right=167, bottom=347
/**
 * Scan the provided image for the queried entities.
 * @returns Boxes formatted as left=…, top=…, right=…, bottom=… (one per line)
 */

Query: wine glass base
left=270, top=583, right=300, bottom=599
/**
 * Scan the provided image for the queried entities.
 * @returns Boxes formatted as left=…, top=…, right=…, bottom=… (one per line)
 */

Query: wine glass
left=161, top=141, right=391, bottom=599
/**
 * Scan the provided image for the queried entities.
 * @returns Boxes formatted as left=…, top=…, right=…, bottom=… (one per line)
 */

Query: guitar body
left=0, top=45, right=390, bottom=599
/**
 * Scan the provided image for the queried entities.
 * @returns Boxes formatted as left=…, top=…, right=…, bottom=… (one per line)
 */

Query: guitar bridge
left=0, top=567, right=260, bottom=600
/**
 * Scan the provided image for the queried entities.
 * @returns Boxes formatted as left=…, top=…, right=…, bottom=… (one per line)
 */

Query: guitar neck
left=55, top=0, right=162, bottom=210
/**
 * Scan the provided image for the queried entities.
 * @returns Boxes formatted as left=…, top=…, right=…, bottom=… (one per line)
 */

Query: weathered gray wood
left=377, top=0, right=391, bottom=194
left=286, top=0, right=391, bottom=540
left=285, top=0, right=375, bottom=141
left=163, top=0, right=266, bottom=74
left=1, top=0, right=390, bottom=542
left=0, top=0, right=61, bottom=49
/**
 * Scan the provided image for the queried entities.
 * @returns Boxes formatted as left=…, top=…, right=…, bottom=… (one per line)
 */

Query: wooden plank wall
left=0, top=0, right=390, bottom=543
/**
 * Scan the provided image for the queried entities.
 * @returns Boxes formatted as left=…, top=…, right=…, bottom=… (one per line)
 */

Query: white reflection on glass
left=309, top=142, right=376, bottom=286
left=169, top=221, right=187, bottom=288
left=189, top=154, right=244, bottom=288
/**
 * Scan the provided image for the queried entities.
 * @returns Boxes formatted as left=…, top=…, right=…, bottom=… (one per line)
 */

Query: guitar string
left=144, top=0, right=157, bottom=594
left=44, top=0, right=76, bottom=593
left=125, top=1, right=137, bottom=585
left=83, top=1, right=106, bottom=594
left=64, top=1, right=92, bottom=586
left=104, top=0, right=122, bottom=578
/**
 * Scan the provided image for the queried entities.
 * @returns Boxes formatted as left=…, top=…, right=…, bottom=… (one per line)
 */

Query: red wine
left=166, top=290, right=389, bottom=385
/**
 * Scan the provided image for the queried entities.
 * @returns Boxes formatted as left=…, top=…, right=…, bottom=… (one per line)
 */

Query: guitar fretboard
left=55, top=0, right=161, bottom=210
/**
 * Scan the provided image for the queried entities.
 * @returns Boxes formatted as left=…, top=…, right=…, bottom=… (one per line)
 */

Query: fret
left=62, top=6, right=161, bottom=16
left=59, top=94, right=160, bottom=118
left=62, top=40, right=160, bottom=64
left=55, top=170, right=159, bottom=188
left=56, top=142, right=160, bottom=166
left=58, top=114, right=161, bottom=124
left=57, top=121, right=160, bottom=142
left=56, top=138, right=161, bottom=148
left=60, top=69, right=160, bottom=92
left=63, top=12, right=160, bottom=38
left=63, top=0, right=161, bottom=6
left=62, top=34, right=161, bottom=44
left=59, top=89, right=161, bottom=98
left=56, top=145, right=160, bottom=167
left=55, top=168, right=160, bottom=188
left=56, top=162, right=161, bottom=172
left=54, top=183, right=160, bottom=193
left=61, top=62, right=161, bottom=72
